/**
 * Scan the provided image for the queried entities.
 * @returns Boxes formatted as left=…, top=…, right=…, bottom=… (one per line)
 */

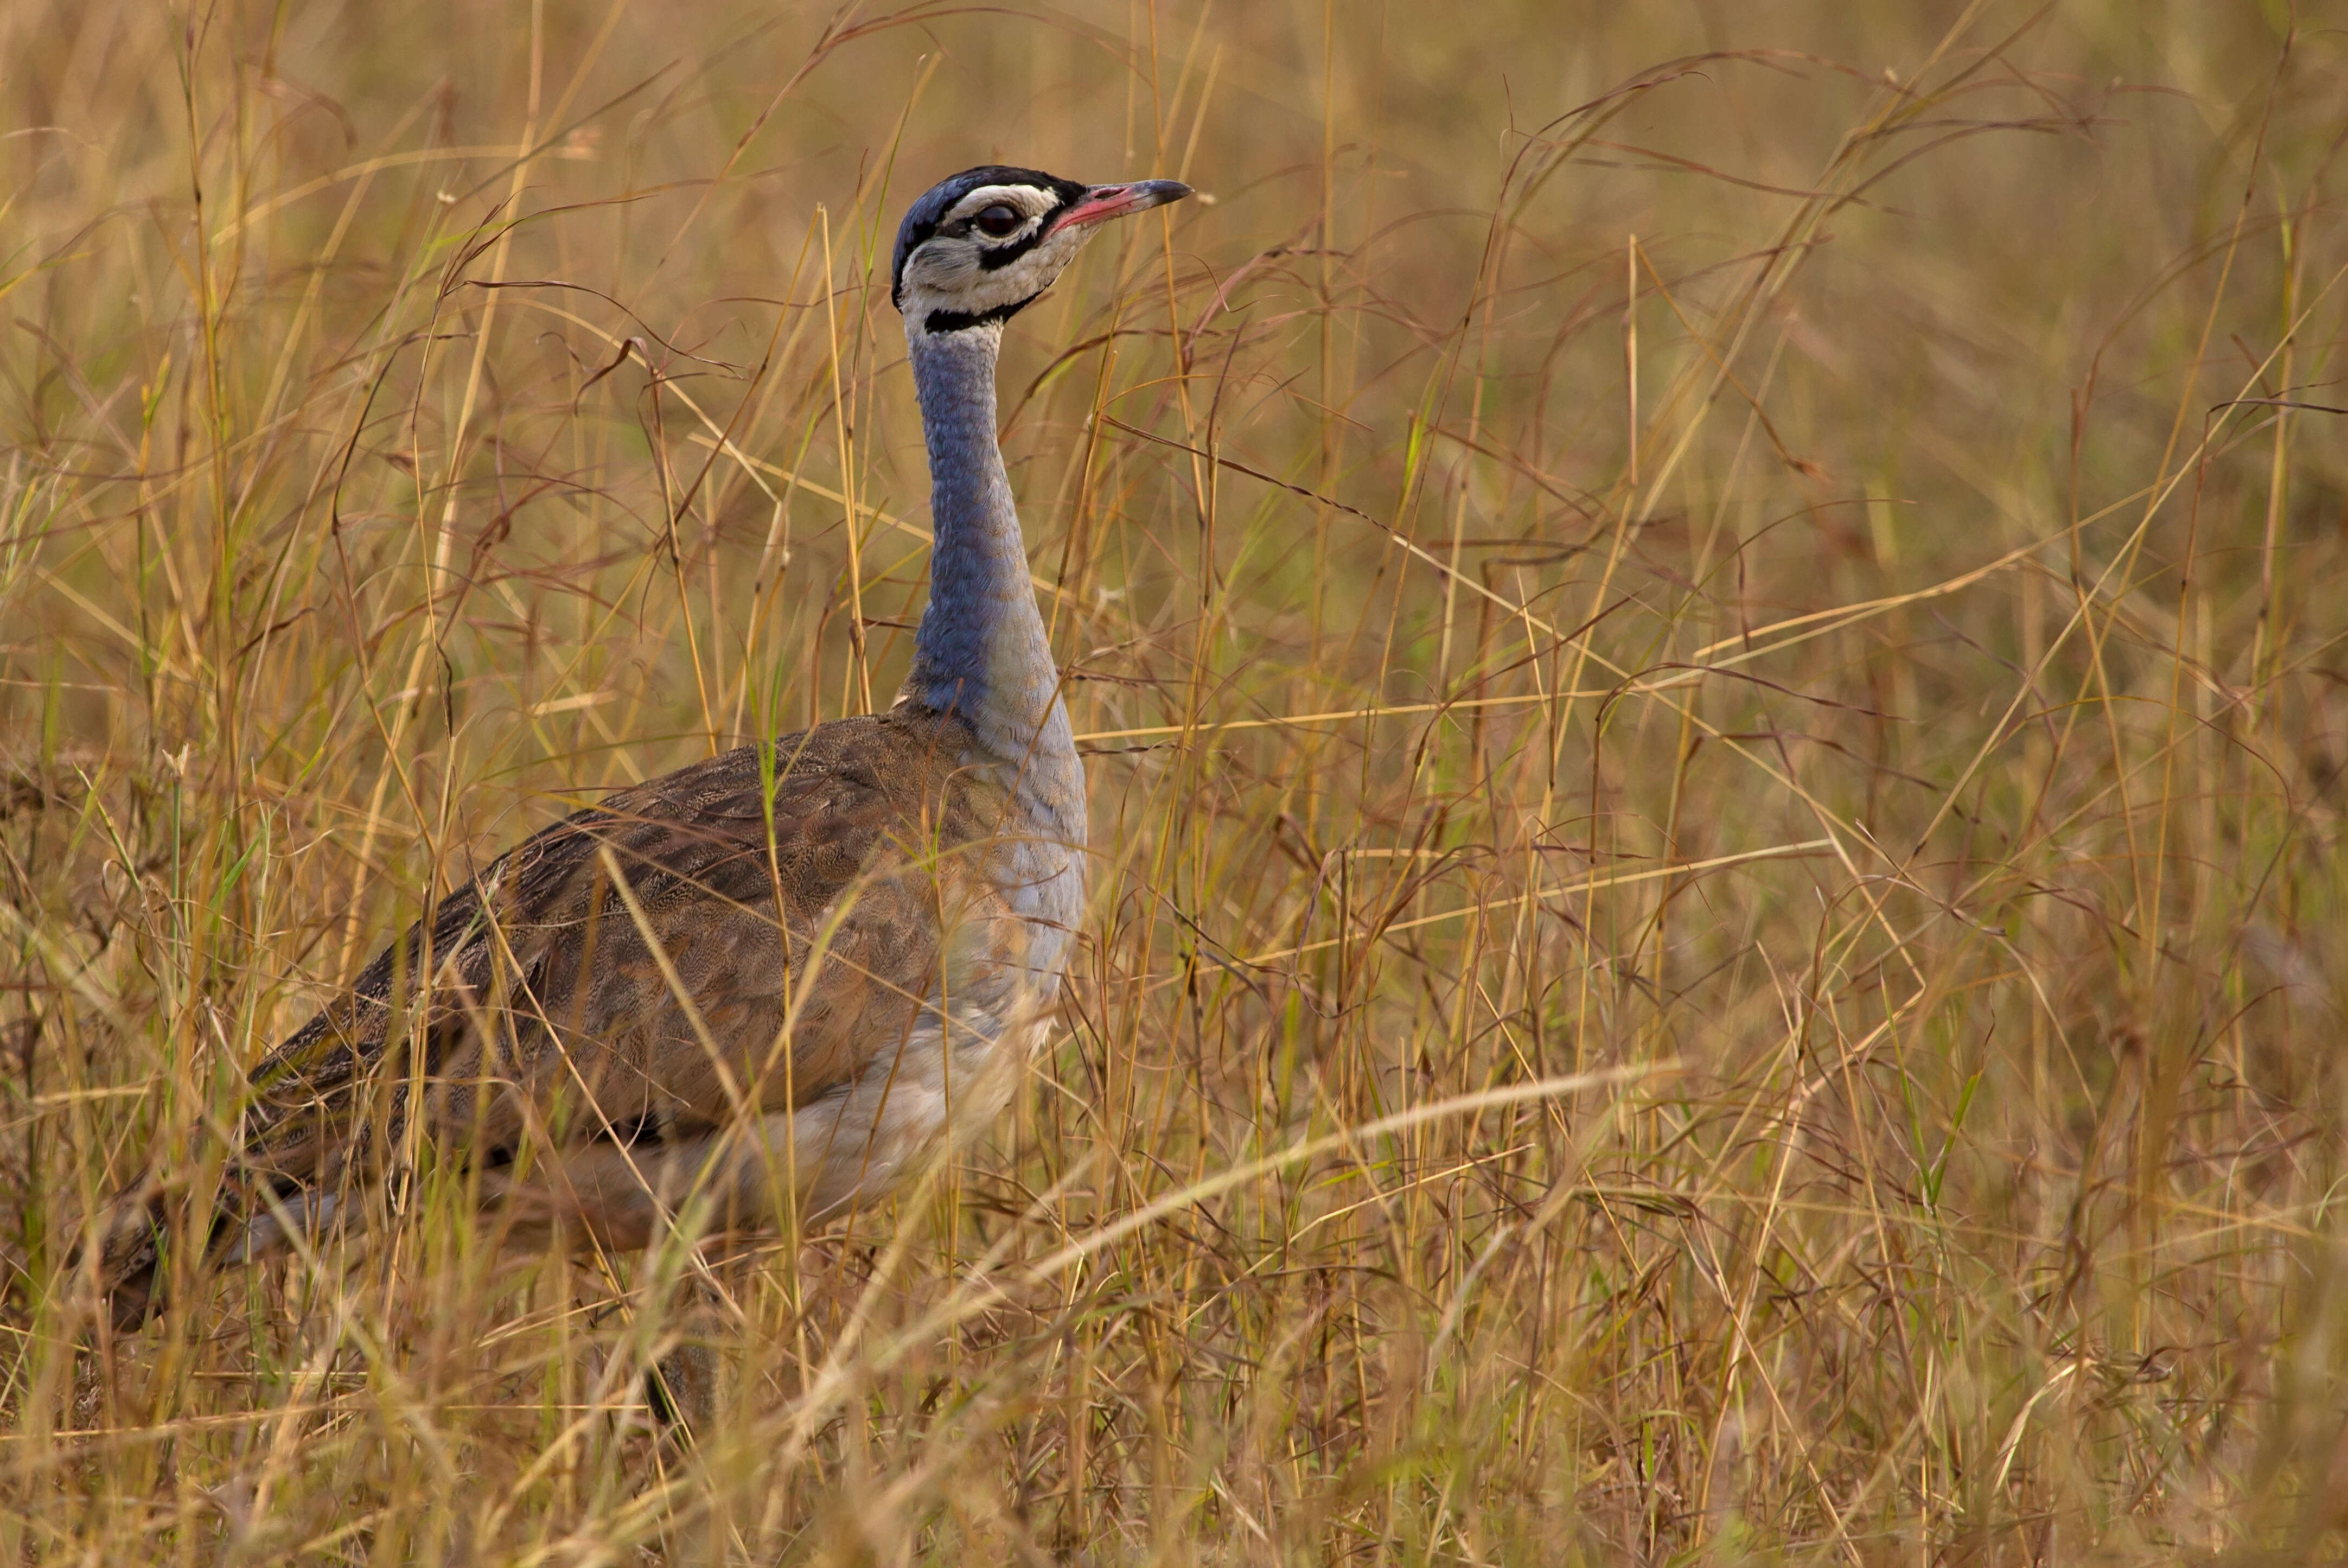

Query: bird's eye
left=972, top=204, right=1024, bottom=238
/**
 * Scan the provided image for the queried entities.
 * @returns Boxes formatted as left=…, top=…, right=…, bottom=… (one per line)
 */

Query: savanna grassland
left=4, top=1, right=2348, bottom=1561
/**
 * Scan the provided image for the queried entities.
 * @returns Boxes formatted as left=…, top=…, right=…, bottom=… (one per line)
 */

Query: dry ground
left=5, top=1, right=2348, bottom=1561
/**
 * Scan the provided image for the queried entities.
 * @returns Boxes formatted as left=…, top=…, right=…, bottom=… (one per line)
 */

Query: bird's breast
left=952, top=720, right=1086, bottom=1008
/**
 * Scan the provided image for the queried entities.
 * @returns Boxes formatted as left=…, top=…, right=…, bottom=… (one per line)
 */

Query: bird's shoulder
left=514, top=706, right=980, bottom=907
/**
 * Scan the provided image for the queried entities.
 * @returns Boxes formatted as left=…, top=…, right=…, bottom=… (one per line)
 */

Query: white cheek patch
left=909, top=240, right=984, bottom=291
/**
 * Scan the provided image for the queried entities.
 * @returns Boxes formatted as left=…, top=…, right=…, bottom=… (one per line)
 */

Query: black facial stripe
left=924, top=295, right=1040, bottom=335
left=976, top=228, right=1051, bottom=271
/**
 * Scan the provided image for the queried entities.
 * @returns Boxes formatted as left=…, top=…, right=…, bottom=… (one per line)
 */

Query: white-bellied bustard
left=92, top=167, right=1192, bottom=1330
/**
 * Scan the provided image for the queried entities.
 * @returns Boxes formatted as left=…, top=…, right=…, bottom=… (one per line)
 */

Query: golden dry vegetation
left=5, top=1, right=2348, bottom=1561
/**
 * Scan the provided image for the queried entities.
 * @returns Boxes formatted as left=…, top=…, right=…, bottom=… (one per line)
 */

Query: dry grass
left=4, top=0, right=2347, bottom=1560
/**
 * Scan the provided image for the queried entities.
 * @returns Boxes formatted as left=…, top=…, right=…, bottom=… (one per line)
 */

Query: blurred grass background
left=4, top=0, right=2347, bottom=1560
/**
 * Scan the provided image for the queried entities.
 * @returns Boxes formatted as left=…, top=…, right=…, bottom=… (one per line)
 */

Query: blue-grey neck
left=902, top=327, right=1079, bottom=789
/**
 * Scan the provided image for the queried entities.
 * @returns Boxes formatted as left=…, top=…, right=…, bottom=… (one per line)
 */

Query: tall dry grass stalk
left=3, top=1, right=2346, bottom=1560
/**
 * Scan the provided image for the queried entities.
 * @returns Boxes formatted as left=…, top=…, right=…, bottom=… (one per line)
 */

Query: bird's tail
left=84, top=1152, right=332, bottom=1331
left=85, top=1174, right=175, bottom=1332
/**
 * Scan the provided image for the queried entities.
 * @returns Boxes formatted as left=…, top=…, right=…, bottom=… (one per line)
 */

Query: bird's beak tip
left=1050, top=178, right=1195, bottom=233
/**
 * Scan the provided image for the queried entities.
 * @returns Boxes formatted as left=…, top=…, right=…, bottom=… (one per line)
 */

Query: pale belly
left=777, top=1004, right=1052, bottom=1218
left=703, top=818, right=1082, bottom=1229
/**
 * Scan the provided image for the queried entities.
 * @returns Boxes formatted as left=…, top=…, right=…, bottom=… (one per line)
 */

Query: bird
left=91, top=165, right=1193, bottom=1330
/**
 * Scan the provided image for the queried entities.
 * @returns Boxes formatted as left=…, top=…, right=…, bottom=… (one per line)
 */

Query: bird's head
left=891, top=165, right=1191, bottom=342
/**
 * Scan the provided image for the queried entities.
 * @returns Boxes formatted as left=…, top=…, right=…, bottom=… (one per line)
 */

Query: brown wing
left=243, top=710, right=990, bottom=1182
left=79, top=709, right=997, bottom=1328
